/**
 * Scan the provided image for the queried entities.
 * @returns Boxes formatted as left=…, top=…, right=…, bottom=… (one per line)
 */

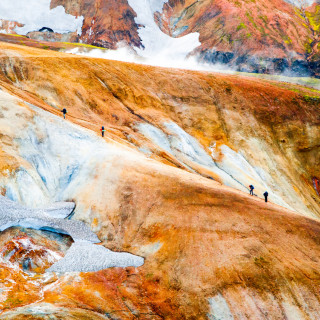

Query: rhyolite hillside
left=0, top=41, right=319, bottom=318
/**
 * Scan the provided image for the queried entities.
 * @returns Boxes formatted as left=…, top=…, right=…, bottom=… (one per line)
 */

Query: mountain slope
left=0, top=42, right=319, bottom=318
left=0, top=41, right=319, bottom=217
left=158, top=0, right=320, bottom=74
left=1, top=83, right=320, bottom=319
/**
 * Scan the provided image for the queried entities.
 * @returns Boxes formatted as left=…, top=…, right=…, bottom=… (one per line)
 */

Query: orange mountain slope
left=0, top=41, right=319, bottom=217
left=0, top=42, right=319, bottom=318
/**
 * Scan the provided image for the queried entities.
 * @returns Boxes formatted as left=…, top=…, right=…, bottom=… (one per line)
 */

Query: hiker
left=61, top=108, right=67, bottom=119
left=100, top=126, right=105, bottom=137
left=264, top=191, right=269, bottom=202
left=249, top=185, right=254, bottom=195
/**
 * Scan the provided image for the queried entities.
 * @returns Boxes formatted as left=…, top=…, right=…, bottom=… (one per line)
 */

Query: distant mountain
left=0, top=0, right=319, bottom=75
left=158, top=0, right=320, bottom=75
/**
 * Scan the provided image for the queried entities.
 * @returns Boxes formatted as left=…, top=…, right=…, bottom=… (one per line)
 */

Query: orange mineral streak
left=0, top=148, right=18, bottom=176
left=314, top=177, right=320, bottom=195
left=0, top=41, right=319, bottom=318
left=0, top=228, right=72, bottom=312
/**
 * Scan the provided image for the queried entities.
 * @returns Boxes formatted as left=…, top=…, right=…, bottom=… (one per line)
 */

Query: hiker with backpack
left=249, top=185, right=254, bottom=195
left=100, top=126, right=106, bottom=137
left=61, top=108, right=67, bottom=119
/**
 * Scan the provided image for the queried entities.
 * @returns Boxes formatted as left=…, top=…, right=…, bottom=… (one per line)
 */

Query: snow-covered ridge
left=0, top=0, right=83, bottom=35
left=66, top=0, right=203, bottom=69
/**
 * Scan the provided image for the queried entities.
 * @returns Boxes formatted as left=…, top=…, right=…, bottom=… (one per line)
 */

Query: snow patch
left=48, top=240, right=144, bottom=273
left=0, top=90, right=146, bottom=273
left=148, top=0, right=168, bottom=13
left=0, top=194, right=144, bottom=273
left=138, top=123, right=171, bottom=153
left=37, top=202, right=76, bottom=219
left=0, top=0, right=83, bottom=35
left=164, top=122, right=215, bottom=167
left=284, top=0, right=316, bottom=8
left=127, top=0, right=200, bottom=60
left=208, top=294, right=234, bottom=320
left=0, top=195, right=99, bottom=243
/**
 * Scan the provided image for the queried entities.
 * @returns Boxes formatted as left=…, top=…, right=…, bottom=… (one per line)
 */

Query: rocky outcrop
left=27, top=30, right=78, bottom=43
left=0, top=19, right=23, bottom=34
left=200, top=50, right=316, bottom=76
left=51, top=0, right=141, bottom=49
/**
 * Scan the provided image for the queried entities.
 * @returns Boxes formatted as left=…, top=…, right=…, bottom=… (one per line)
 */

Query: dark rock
left=201, top=49, right=234, bottom=65
left=200, top=49, right=318, bottom=77
left=39, top=27, right=54, bottom=33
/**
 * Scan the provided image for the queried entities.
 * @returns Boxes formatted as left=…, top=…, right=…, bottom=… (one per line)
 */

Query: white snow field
left=0, top=0, right=83, bottom=35
left=127, top=0, right=200, bottom=60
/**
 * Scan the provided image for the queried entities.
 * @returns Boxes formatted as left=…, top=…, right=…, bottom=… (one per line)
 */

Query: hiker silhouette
left=61, top=108, right=67, bottom=119
left=100, top=126, right=105, bottom=137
